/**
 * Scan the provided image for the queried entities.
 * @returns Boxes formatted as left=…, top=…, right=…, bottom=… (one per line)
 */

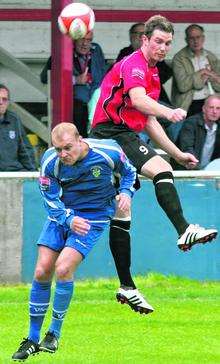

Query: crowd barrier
left=0, top=170, right=220, bottom=283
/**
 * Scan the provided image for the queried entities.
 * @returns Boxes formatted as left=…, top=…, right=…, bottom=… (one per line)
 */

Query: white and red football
left=58, top=2, right=95, bottom=40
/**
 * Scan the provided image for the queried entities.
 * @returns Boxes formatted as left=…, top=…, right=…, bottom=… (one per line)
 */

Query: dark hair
left=185, top=24, right=204, bottom=38
left=0, top=83, right=10, bottom=99
left=144, top=15, right=174, bottom=38
left=129, top=22, right=145, bottom=35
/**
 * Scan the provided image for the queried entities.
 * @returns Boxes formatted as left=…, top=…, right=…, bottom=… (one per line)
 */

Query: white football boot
left=116, top=288, right=154, bottom=315
left=177, top=224, right=218, bottom=251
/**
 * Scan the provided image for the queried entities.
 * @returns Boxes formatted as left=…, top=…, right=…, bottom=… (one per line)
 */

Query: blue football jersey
left=39, top=138, right=136, bottom=227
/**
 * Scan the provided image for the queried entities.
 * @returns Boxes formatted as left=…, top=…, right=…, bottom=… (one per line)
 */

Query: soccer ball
left=58, top=2, right=95, bottom=40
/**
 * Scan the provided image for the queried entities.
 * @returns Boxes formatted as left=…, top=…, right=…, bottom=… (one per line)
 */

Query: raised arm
left=129, top=86, right=186, bottom=123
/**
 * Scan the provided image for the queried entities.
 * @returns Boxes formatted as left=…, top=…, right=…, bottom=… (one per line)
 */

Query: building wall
left=1, top=0, right=220, bottom=10
left=0, top=1, right=219, bottom=101
left=1, top=174, right=220, bottom=283
left=0, top=179, right=23, bottom=283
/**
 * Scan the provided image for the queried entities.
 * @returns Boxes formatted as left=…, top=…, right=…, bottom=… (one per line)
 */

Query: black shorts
left=89, top=121, right=157, bottom=173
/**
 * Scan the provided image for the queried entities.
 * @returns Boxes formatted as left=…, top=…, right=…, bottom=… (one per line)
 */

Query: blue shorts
left=37, top=219, right=109, bottom=258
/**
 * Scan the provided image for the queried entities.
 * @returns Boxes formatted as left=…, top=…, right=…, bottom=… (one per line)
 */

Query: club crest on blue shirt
left=90, top=166, right=102, bottom=178
left=39, top=176, right=51, bottom=190
left=9, top=130, right=16, bottom=139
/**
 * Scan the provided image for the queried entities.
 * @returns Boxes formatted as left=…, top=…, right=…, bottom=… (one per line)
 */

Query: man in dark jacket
left=171, top=94, right=220, bottom=170
left=0, top=84, right=36, bottom=171
left=40, top=32, right=106, bottom=137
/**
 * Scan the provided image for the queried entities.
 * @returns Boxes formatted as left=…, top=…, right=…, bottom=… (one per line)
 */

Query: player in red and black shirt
left=90, top=15, right=218, bottom=314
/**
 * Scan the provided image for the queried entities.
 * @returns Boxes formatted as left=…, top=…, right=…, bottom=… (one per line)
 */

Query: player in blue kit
left=12, top=122, right=145, bottom=361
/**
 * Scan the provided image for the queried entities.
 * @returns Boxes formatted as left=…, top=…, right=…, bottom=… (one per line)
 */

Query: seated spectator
left=40, top=31, right=106, bottom=137
left=170, top=94, right=220, bottom=170
left=116, top=22, right=145, bottom=61
left=0, top=84, right=36, bottom=172
left=172, top=24, right=220, bottom=116
left=116, top=22, right=173, bottom=105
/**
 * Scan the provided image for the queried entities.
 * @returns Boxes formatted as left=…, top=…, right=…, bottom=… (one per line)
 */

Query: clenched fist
left=166, top=108, right=187, bottom=123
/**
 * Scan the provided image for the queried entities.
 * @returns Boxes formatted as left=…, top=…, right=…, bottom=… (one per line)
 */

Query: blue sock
left=49, top=280, right=74, bottom=339
left=28, top=280, right=51, bottom=343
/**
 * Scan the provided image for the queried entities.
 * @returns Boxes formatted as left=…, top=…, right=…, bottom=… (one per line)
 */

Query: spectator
left=171, top=94, right=220, bottom=170
left=172, top=24, right=220, bottom=116
left=0, top=84, right=36, bottom=171
left=40, top=31, right=106, bottom=137
left=116, top=22, right=173, bottom=105
left=116, top=22, right=145, bottom=61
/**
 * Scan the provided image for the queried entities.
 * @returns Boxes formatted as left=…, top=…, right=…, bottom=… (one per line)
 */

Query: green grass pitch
left=1, top=273, right=220, bottom=364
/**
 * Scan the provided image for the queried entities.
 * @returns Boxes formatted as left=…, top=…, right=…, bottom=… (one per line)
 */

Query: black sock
left=109, top=219, right=136, bottom=289
left=153, top=171, right=189, bottom=235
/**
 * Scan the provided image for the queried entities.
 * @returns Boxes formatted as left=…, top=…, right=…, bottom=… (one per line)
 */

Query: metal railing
left=0, top=170, right=220, bottom=179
